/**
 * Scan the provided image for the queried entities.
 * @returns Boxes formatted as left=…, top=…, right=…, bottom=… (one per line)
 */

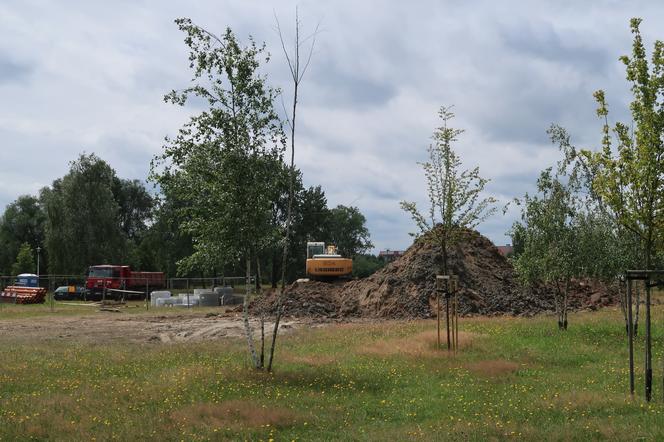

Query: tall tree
left=581, top=18, right=664, bottom=272
left=328, top=205, right=373, bottom=258
left=298, top=185, right=330, bottom=243
left=0, top=195, right=46, bottom=275
left=112, top=178, right=154, bottom=241
left=11, top=242, right=35, bottom=276
left=579, top=17, right=664, bottom=400
left=549, top=124, right=643, bottom=334
left=139, top=191, right=194, bottom=276
left=401, top=106, right=496, bottom=275
left=511, top=169, right=583, bottom=330
left=41, top=154, right=124, bottom=275
left=284, top=185, right=330, bottom=283
left=152, top=19, right=285, bottom=370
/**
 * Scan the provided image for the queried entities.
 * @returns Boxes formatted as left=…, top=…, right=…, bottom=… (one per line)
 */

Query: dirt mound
left=255, top=228, right=617, bottom=319
left=338, top=228, right=544, bottom=317
left=253, top=281, right=344, bottom=318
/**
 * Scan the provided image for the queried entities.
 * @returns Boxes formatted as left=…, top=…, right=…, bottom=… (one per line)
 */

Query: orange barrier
left=0, top=286, right=48, bottom=304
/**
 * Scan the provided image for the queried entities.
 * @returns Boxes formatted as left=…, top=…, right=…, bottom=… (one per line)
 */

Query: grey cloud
left=308, top=59, right=397, bottom=109
left=488, top=171, right=540, bottom=198
left=500, top=21, right=611, bottom=74
left=466, top=68, right=601, bottom=145
left=361, top=183, right=401, bottom=201
left=93, top=135, right=157, bottom=182
left=2, top=0, right=664, bottom=255
left=0, top=57, right=32, bottom=84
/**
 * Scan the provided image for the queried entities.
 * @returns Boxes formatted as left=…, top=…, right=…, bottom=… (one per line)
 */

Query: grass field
left=1, top=303, right=664, bottom=441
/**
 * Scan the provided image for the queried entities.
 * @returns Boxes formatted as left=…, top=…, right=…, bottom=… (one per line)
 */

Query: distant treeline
left=0, top=153, right=377, bottom=284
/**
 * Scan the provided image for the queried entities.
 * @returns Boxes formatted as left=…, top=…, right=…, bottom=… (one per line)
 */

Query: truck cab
left=86, top=265, right=126, bottom=297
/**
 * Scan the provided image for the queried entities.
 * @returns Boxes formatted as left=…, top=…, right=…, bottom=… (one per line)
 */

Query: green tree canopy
left=11, top=242, right=35, bottom=276
left=151, top=19, right=286, bottom=369
left=0, top=195, right=45, bottom=275
left=328, top=205, right=373, bottom=258
left=112, top=178, right=154, bottom=242
left=139, top=189, right=194, bottom=278
left=151, top=20, right=286, bottom=276
left=580, top=18, right=664, bottom=270
left=511, top=168, right=582, bottom=330
left=352, top=254, right=385, bottom=278
left=41, top=153, right=125, bottom=274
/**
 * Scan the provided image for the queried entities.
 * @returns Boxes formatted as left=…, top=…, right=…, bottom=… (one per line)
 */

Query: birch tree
left=151, top=19, right=285, bottom=370
left=511, top=169, right=582, bottom=330
left=549, top=124, right=643, bottom=334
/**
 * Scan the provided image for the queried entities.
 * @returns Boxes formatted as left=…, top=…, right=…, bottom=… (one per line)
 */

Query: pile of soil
left=253, top=281, right=343, bottom=319
left=254, top=228, right=617, bottom=319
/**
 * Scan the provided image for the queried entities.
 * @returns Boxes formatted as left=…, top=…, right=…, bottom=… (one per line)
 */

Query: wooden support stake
left=450, top=294, right=456, bottom=353
left=49, top=277, right=54, bottom=312
left=455, top=292, right=459, bottom=352
left=627, top=279, right=634, bottom=396
left=436, top=293, right=441, bottom=349
left=645, top=283, right=652, bottom=402
left=446, top=295, right=451, bottom=351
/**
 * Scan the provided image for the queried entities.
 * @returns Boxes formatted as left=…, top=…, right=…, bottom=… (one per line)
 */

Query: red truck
left=86, top=265, right=165, bottom=299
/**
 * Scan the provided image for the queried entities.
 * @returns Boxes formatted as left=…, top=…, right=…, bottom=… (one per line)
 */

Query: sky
left=1, top=0, right=663, bottom=253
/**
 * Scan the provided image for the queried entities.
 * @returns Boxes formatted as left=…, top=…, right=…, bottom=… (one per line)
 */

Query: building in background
left=496, top=244, right=514, bottom=257
left=378, top=250, right=405, bottom=263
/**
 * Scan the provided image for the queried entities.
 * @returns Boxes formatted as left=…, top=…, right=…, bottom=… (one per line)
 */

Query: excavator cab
left=307, top=242, right=325, bottom=259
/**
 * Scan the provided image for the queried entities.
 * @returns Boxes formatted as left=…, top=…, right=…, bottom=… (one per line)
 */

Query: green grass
left=0, top=300, right=157, bottom=320
left=2, top=306, right=664, bottom=440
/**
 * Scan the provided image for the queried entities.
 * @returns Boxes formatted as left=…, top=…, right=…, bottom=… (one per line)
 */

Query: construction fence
left=0, top=275, right=255, bottom=303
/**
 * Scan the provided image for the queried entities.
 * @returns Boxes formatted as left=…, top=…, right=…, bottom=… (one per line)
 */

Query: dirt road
left=0, top=311, right=306, bottom=344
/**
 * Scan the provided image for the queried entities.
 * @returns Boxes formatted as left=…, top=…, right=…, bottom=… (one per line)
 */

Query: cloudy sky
left=1, top=1, right=662, bottom=253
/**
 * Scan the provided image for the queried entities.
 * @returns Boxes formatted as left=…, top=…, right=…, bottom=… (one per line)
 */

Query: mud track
left=0, top=312, right=307, bottom=344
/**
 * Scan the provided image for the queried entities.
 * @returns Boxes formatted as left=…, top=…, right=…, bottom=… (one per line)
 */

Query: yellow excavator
left=305, top=242, right=353, bottom=279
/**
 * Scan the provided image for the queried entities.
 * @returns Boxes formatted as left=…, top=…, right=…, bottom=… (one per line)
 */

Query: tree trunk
left=260, top=315, right=265, bottom=369
left=644, top=241, right=652, bottom=401
left=618, top=279, right=629, bottom=336
left=255, top=255, right=262, bottom=294
left=267, top=304, right=283, bottom=372
left=242, top=255, right=259, bottom=369
left=441, top=236, right=448, bottom=275
left=554, top=281, right=563, bottom=330
left=634, top=282, right=641, bottom=337
left=271, top=249, right=279, bottom=288
left=562, top=278, right=569, bottom=330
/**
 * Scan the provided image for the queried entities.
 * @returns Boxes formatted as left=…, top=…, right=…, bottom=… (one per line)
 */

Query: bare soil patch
left=360, top=330, right=477, bottom=357
left=170, top=399, right=298, bottom=430
left=0, top=311, right=304, bottom=344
